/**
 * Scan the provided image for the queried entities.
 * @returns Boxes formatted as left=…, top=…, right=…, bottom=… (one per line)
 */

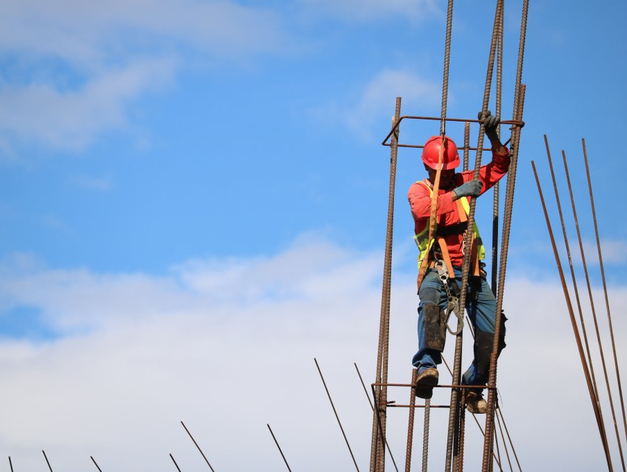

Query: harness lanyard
left=433, top=260, right=464, bottom=335
left=416, top=138, right=446, bottom=291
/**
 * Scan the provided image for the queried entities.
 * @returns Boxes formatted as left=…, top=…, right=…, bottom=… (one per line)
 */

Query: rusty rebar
left=583, top=137, right=627, bottom=451
left=267, top=424, right=293, bottom=472
left=181, top=421, right=216, bottom=472
left=382, top=116, right=523, bottom=147
left=447, top=1, right=505, bottom=469
left=404, top=369, right=417, bottom=472
left=463, top=122, right=470, bottom=172
left=562, top=147, right=627, bottom=471
left=531, top=160, right=614, bottom=471
left=439, top=0, right=455, bottom=136
left=544, top=137, right=602, bottom=400
left=315, top=358, right=360, bottom=472
left=355, top=364, right=399, bottom=472
left=370, top=98, right=402, bottom=472
left=90, top=456, right=104, bottom=472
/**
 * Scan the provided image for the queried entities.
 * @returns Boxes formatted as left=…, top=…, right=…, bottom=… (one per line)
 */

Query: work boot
left=415, top=368, right=439, bottom=399
left=465, top=390, right=487, bottom=414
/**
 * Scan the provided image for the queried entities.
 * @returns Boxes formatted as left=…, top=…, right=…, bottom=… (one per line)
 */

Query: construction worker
left=408, top=111, right=508, bottom=413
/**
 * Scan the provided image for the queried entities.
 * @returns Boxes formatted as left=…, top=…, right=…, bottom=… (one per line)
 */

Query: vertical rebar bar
left=405, top=369, right=418, bottom=472
left=356, top=364, right=399, bottom=472
left=422, top=398, right=431, bottom=472
left=439, top=0, right=455, bottom=136
left=370, top=98, right=401, bottom=472
left=448, top=2, right=504, bottom=469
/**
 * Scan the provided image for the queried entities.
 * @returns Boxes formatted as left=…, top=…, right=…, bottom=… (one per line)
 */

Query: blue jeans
left=412, top=266, right=505, bottom=387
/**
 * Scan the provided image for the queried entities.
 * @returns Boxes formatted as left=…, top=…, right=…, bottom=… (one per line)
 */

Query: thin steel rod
left=267, top=424, right=293, bottom=472
left=405, top=369, right=418, bottom=472
left=42, top=450, right=54, bottom=472
left=315, top=358, right=360, bottom=472
left=468, top=411, right=504, bottom=471
left=370, top=98, right=402, bottom=472
left=355, top=364, right=399, bottom=472
left=8, top=456, right=14, bottom=472
left=562, top=147, right=627, bottom=471
left=91, top=456, right=104, bottom=472
left=583, top=137, right=627, bottom=447
left=181, top=421, right=216, bottom=472
left=531, top=160, right=614, bottom=471
left=496, top=407, right=523, bottom=471
left=544, top=137, right=602, bottom=399
left=169, top=453, right=182, bottom=472
left=495, top=411, right=513, bottom=471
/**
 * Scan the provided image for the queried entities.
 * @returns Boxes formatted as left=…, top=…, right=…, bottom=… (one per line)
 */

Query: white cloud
left=0, top=237, right=625, bottom=471
left=317, top=69, right=441, bottom=141
left=0, top=58, right=177, bottom=151
left=296, top=0, right=440, bottom=22
left=0, top=0, right=290, bottom=154
left=71, top=175, right=114, bottom=192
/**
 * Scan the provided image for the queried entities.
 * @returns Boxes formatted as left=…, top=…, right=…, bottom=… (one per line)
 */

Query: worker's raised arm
left=479, top=110, right=508, bottom=156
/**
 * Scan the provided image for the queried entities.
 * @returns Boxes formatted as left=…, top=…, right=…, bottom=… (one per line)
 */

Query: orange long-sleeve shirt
left=408, top=148, right=510, bottom=266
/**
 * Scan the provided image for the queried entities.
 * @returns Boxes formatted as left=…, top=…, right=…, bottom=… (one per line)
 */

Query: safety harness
left=414, top=179, right=486, bottom=334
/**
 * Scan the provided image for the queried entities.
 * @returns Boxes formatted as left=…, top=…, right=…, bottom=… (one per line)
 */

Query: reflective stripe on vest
left=413, top=179, right=486, bottom=266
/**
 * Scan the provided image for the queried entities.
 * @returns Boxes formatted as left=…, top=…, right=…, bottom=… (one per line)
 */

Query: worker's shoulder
left=409, top=179, right=431, bottom=190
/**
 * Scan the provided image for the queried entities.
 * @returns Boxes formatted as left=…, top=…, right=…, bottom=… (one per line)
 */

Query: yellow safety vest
left=413, top=180, right=485, bottom=267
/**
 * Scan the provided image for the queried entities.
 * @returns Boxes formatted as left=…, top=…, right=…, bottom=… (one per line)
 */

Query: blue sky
left=0, top=0, right=626, bottom=471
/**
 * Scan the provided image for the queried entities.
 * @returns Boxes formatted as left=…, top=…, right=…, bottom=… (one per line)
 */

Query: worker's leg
left=412, top=269, right=448, bottom=373
left=462, top=274, right=506, bottom=387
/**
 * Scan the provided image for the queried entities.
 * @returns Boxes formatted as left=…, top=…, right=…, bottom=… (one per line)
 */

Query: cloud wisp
left=0, top=0, right=290, bottom=154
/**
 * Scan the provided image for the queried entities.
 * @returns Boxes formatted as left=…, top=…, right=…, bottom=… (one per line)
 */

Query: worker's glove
left=453, top=179, right=483, bottom=199
left=478, top=110, right=500, bottom=134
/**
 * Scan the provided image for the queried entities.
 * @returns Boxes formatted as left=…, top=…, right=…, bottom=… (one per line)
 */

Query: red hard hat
left=421, top=135, right=460, bottom=170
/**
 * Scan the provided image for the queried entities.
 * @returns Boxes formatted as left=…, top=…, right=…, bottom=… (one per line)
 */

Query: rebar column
left=369, top=97, right=402, bottom=472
